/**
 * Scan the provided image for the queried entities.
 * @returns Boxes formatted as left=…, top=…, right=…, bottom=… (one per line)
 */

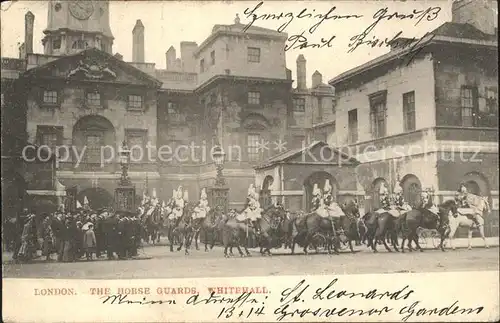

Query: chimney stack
left=180, top=41, right=198, bottom=73
left=132, top=19, right=145, bottom=63
left=451, top=0, right=497, bottom=35
left=296, top=55, right=307, bottom=90
left=312, top=70, right=323, bottom=88
left=25, top=11, right=35, bottom=55
left=166, top=46, right=176, bottom=71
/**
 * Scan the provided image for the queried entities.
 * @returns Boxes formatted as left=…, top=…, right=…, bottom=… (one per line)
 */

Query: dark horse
left=334, top=200, right=362, bottom=253
left=289, top=208, right=341, bottom=255
left=141, top=205, right=163, bottom=244
left=255, top=204, right=287, bottom=256
left=165, top=202, right=197, bottom=254
left=362, top=209, right=400, bottom=253
left=191, top=205, right=224, bottom=252
left=400, top=199, right=456, bottom=253
left=219, top=210, right=255, bottom=258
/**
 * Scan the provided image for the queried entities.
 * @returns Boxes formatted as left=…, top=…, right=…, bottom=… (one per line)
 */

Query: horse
left=448, top=198, right=490, bottom=250
left=191, top=205, right=224, bottom=252
left=165, top=202, right=196, bottom=254
left=334, top=200, right=361, bottom=253
left=254, top=204, right=287, bottom=256
left=399, top=199, right=457, bottom=253
left=219, top=210, right=254, bottom=258
left=362, top=210, right=400, bottom=253
left=288, top=205, right=341, bottom=255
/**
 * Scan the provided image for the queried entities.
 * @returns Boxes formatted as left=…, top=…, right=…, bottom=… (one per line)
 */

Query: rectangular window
left=85, top=132, right=103, bottom=164
left=348, top=109, right=358, bottom=143
left=43, top=90, right=58, bottom=105
left=126, top=129, right=147, bottom=162
left=293, top=98, right=305, bottom=112
left=200, top=59, right=205, bottom=73
left=86, top=91, right=101, bottom=106
left=247, top=47, right=261, bottom=63
left=52, top=37, right=61, bottom=50
left=403, top=91, right=416, bottom=132
left=460, top=86, right=477, bottom=127
left=369, top=91, right=387, bottom=138
left=210, top=50, right=215, bottom=65
left=247, top=134, right=260, bottom=162
left=128, top=95, right=143, bottom=110
left=36, top=126, right=62, bottom=149
left=167, top=102, right=184, bottom=123
left=248, top=91, right=260, bottom=105
left=485, top=87, right=498, bottom=113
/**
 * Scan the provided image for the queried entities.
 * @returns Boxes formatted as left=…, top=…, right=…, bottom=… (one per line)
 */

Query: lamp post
left=208, top=145, right=229, bottom=215
left=115, top=141, right=135, bottom=212
left=212, top=145, right=226, bottom=187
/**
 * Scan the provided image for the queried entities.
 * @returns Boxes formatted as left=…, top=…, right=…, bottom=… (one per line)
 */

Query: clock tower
left=42, top=0, right=114, bottom=56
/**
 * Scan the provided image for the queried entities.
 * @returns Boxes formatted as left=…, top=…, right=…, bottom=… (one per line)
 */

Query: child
left=83, top=223, right=97, bottom=260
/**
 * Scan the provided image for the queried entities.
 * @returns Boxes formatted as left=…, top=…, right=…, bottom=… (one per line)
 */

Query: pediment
left=242, top=113, right=270, bottom=130
left=287, top=143, right=357, bottom=165
left=24, top=48, right=161, bottom=87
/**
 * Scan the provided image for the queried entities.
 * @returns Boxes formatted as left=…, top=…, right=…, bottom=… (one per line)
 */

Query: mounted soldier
left=375, top=183, right=391, bottom=214
left=455, top=183, right=481, bottom=227
left=323, top=180, right=345, bottom=218
left=311, top=183, right=323, bottom=213
left=420, top=188, right=440, bottom=219
left=170, top=186, right=185, bottom=220
left=240, top=184, right=263, bottom=232
left=393, top=183, right=412, bottom=215
left=193, top=188, right=210, bottom=220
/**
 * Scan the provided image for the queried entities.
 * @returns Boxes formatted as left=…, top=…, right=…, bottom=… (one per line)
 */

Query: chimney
left=18, top=43, right=26, bottom=59
left=452, top=0, right=497, bottom=35
left=132, top=19, right=145, bottom=63
left=166, top=46, right=176, bottom=71
left=312, top=70, right=323, bottom=88
left=180, top=41, right=198, bottom=73
left=24, top=11, right=35, bottom=55
left=296, top=54, right=307, bottom=90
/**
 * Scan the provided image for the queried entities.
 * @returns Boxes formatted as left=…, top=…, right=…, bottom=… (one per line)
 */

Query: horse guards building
left=1, top=0, right=498, bottom=236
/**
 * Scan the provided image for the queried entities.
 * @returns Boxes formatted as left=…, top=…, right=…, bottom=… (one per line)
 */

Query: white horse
left=448, top=197, right=490, bottom=250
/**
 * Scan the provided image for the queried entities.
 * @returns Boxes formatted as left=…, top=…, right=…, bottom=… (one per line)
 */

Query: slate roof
left=431, top=22, right=498, bottom=41
left=254, top=141, right=360, bottom=170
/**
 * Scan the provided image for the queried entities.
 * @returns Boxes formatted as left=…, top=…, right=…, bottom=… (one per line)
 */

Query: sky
left=1, top=0, right=453, bottom=87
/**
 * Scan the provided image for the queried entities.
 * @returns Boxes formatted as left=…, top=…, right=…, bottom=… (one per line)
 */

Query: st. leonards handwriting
left=273, top=278, right=484, bottom=322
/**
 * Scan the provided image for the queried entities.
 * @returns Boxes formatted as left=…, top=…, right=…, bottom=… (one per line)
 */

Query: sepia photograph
left=1, top=0, right=498, bottom=321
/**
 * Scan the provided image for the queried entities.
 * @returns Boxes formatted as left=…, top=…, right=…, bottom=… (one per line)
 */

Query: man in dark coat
left=103, top=212, right=119, bottom=260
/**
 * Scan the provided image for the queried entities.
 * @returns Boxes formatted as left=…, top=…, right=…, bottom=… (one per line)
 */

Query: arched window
left=72, top=40, right=88, bottom=50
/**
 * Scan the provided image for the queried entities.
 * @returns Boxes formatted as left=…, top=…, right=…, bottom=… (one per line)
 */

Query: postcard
left=1, top=0, right=498, bottom=322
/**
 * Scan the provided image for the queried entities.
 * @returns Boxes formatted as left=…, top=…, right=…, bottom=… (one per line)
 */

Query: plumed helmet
left=459, top=184, right=467, bottom=193
left=183, top=189, right=189, bottom=201
left=248, top=184, right=255, bottom=196
left=201, top=188, right=207, bottom=200
left=172, top=189, right=177, bottom=198
left=324, top=179, right=332, bottom=193
left=313, top=183, right=321, bottom=196
left=379, top=183, right=388, bottom=195
left=421, top=191, right=429, bottom=199
left=394, top=183, right=403, bottom=194
left=152, top=188, right=157, bottom=199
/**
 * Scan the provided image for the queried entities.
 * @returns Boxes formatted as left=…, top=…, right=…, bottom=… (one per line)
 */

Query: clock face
left=69, top=1, right=94, bottom=20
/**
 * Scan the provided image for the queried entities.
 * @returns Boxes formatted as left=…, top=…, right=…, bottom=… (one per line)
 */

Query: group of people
left=13, top=206, right=142, bottom=263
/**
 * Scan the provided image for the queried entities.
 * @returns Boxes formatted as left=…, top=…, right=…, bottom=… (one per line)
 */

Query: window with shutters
left=247, top=134, right=261, bottom=162
left=460, top=86, right=477, bottom=127
left=126, top=129, right=147, bottom=162
left=403, top=91, right=416, bottom=132
left=348, top=109, right=358, bottom=144
left=369, top=91, right=387, bottom=139
left=86, top=91, right=101, bottom=107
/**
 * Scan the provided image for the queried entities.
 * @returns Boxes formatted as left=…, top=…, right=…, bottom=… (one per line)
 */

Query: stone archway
left=72, top=115, right=116, bottom=169
left=462, top=172, right=491, bottom=197
left=304, top=171, right=337, bottom=212
left=370, top=177, right=389, bottom=210
left=77, top=187, right=114, bottom=211
left=400, top=174, right=422, bottom=208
